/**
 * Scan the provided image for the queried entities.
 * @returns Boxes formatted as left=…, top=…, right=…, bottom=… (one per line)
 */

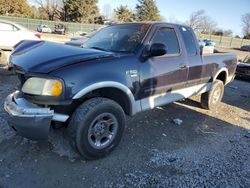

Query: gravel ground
left=41, top=33, right=70, bottom=44
left=0, top=68, right=249, bottom=188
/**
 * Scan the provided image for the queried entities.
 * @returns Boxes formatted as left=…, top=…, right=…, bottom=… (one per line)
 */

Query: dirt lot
left=0, top=68, right=249, bottom=188
left=41, top=33, right=70, bottom=44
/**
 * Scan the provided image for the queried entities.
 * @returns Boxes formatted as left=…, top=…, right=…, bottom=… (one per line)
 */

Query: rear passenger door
left=179, top=26, right=203, bottom=86
left=139, top=25, right=188, bottom=110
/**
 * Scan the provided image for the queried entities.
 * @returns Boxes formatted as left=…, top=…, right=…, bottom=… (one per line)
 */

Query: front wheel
left=66, top=97, right=125, bottom=159
left=201, top=80, right=224, bottom=110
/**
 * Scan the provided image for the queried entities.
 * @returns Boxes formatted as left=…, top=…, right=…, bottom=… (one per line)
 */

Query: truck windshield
left=82, top=24, right=150, bottom=53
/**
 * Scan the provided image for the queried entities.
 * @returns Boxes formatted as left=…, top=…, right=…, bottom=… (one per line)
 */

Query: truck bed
left=202, top=52, right=237, bottom=83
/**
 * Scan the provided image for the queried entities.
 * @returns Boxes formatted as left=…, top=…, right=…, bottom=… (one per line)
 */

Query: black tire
left=201, top=80, right=224, bottom=110
left=66, top=97, right=125, bottom=160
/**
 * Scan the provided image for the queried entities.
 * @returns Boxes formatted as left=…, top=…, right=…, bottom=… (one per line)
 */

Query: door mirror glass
left=149, top=43, right=167, bottom=57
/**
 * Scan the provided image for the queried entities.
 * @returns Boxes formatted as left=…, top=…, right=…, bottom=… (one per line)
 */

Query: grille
left=13, top=65, right=27, bottom=86
left=17, top=73, right=26, bottom=85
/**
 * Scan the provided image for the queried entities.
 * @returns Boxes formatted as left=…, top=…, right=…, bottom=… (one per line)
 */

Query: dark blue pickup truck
left=4, top=22, right=237, bottom=159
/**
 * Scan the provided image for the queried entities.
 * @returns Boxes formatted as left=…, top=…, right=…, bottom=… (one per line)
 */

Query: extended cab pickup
left=4, top=22, right=237, bottom=159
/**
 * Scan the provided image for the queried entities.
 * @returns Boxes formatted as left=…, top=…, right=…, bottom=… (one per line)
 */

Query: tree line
left=0, top=0, right=249, bottom=38
left=0, top=0, right=161, bottom=23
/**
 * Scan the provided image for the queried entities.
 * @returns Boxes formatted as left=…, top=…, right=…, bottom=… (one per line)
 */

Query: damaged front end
left=4, top=91, right=69, bottom=140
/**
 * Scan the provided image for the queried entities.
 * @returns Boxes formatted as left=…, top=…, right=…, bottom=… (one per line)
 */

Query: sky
left=98, top=0, right=250, bottom=36
left=29, top=0, right=250, bottom=36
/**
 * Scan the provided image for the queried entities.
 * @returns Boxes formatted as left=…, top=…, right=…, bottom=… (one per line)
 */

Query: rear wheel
left=66, top=97, right=125, bottom=159
left=201, top=80, right=224, bottom=110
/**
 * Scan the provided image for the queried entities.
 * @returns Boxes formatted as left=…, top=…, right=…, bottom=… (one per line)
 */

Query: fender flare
left=213, top=68, right=228, bottom=83
left=72, top=81, right=140, bottom=115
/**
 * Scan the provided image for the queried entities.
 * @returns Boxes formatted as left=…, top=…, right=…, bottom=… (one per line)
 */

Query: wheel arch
left=72, top=81, right=140, bottom=116
left=213, top=68, right=228, bottom=84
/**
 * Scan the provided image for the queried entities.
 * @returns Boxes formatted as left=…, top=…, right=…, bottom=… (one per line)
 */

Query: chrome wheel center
left=88, top=113, right=118, bottom=149
left=94, top=122, right=107, bottom=135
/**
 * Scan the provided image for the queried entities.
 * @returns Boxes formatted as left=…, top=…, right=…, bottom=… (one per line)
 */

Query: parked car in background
left=37, top=24, right=52, bottom=33
left=202, top=39, right=216, bottom=46
left=64, top=37, right=89, bottom=47
left=240, top=45, right=250, bottom=52
left=236, top=56, right=250, bottom=80
left=54, top=24, right=67, bottom=35
left=199, top=39, right=215, bottom=54
left=65, top=30, right=98, bottom=47
left=0, top=19, right=41, bottom=50
left=198, top=40, right=206, bottom=47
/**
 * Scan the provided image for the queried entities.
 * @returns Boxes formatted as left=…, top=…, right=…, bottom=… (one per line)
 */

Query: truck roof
left=111, top=22, right=189, bottom=28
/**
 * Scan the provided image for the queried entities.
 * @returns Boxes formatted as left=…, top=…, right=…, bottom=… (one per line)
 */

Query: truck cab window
left=151, top=27, right=180, bottom=55
left=180, top=26, right=197, bottom=55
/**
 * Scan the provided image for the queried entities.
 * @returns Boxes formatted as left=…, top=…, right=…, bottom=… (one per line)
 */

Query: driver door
left=139, top=26, right=189, bottom=110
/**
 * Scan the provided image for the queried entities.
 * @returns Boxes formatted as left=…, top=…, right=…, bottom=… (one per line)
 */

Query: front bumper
left=4, top=91, right=69, bottom=140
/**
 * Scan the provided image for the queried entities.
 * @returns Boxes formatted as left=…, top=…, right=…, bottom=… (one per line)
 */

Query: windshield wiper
left=89, top=47, right=109, bottom=51
left=88, top=47, right=130, bottom=53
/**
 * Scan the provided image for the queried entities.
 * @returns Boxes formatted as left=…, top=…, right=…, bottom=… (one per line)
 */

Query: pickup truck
left=4, top=22, right=237, bottom=159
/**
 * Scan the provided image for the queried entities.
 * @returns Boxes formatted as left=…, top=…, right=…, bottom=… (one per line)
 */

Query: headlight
left=22, top=77, right=63, bottom=96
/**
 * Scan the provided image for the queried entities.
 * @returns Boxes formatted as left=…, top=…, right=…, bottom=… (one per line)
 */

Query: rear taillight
left=35, top=33, right=41, bottom=39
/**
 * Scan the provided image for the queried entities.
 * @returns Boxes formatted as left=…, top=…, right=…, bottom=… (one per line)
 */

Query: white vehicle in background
left=202, top=39, right=216, bottom=46
left=65, top=30, right=98, bottom=47
left=0, top=19, right=41, bottom=50
left=37, top=24, right=52, bottom=33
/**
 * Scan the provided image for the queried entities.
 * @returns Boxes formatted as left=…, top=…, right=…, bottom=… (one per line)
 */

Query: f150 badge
left=126, top=70, right=138, bottom=78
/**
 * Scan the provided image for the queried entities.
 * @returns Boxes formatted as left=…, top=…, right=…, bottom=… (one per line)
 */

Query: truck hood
left=10, top=40, right=114, bottom=73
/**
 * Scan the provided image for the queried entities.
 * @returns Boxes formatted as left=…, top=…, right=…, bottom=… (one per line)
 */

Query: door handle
left=179, top=64, right=187, bottom=69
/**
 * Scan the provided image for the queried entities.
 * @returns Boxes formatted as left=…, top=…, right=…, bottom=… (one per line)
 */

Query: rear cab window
left=179, top=26, right=198, bottom=56
left=151, top=27, right=180, bottom=55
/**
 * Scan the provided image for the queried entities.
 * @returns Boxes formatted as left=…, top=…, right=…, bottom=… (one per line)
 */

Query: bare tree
left=188, top=10, right=204, bottom=31
left=36, top=0, right=62, bottom=20
left=241, top=13, right=250, bottom=38
left=187, top=10, right=217, bottom=34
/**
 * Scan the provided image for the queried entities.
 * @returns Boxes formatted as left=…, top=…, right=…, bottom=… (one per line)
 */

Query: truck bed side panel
left=202, top=53, right=237, bottom=83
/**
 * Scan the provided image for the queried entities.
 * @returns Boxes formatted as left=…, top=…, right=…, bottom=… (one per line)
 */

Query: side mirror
left=149, top=43, right=167, bottom=57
